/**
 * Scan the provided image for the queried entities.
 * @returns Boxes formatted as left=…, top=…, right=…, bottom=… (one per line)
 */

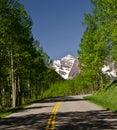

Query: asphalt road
left=0, top=95, right=117, bottom=130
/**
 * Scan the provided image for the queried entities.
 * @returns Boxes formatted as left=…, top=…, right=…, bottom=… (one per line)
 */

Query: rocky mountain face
left=52, top=54, right=80, bottom=79
left=52, top=54, right=117, bottom=80
left=102, top=62, right=117, bottom=80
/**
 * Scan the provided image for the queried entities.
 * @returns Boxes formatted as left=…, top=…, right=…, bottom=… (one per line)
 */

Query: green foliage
left=1, top=0, right=117, bottom=113
left=78, top=0, right=117, bottom=91
left=44, top=68, right=64, bottom=85
left=43, top=74, right=93, bottom=98
left=0, top=0, right=62, bottom=111
left=85, top=80, right=117, bottom=112
left=0, top=102, right=32, bottom=118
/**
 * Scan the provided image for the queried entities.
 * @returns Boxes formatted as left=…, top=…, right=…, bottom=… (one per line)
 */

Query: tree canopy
left=0, top=0, right=63, bottom=110
left=78, top=0, right=117, bottom=91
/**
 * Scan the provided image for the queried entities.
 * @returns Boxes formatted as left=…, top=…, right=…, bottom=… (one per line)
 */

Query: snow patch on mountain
left=52, top=54, right=80, bottom=79
left=52, top=54, right=117, bottom=80
left=102, top=62, right=117, bottom=79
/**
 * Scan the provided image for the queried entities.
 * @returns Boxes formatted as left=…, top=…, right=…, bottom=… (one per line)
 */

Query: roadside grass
left=0, top=103, right=32, bottom=118
left=43, top=77, right=92, bottom=98
left=0, top=107, right=23, bottom=118
left=84, top=81, right=117, bottom=112
left=0, top=99, right=44, bottom=118
left=0, top=111, right=12, bottom=118
left=0, top=97, right=51, bottom=118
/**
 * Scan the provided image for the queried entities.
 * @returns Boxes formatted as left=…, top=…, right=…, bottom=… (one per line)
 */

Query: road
left=0, top=95, right=117, bottom=130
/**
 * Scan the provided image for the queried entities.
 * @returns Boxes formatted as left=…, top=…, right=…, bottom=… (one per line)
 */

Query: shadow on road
left=40, top=96, right=84, bottom=103
left=18, top=105, right=51, bottom=112
left=0, top=113, right=49, bottom=130
left=0, top=96, right=117, bottom=130
left=1, top=109, right=117, bottom=130
left=56, top=110, right=117, bottom=130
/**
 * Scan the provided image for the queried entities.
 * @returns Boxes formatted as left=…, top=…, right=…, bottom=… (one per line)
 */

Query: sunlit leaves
left=78, top=0, right=117, bottom=90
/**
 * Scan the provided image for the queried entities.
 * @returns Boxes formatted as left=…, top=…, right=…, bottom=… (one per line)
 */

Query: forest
left=0, top=0, right=63, bottom=111
left=1, top=0, right=117, bottom=112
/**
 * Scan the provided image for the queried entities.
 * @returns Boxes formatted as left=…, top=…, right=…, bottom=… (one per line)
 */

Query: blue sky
left=20, top=0, right=92, bottom=60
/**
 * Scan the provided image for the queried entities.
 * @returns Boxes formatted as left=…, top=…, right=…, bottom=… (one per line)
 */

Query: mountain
left=52, top=54, right=80, bottom=79
left=102, top=62, right=117, bottom=80
left=52, top=54, right=117, bottom=80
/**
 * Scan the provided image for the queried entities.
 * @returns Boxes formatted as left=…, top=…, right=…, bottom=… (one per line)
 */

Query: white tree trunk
left=11, top=50, right=16, bottom=107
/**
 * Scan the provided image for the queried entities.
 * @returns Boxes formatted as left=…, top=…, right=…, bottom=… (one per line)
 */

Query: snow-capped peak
left=52, top=54, right=80, bottom=79
left=61, top=54, right=75, bottom=60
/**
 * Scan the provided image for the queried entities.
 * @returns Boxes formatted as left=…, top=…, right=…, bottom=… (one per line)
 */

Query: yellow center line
left=46, top=102, right=62, bottom=130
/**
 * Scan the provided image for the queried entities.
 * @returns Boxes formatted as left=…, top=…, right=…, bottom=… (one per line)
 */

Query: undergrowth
left=85, top=80, right=117, bottom=112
